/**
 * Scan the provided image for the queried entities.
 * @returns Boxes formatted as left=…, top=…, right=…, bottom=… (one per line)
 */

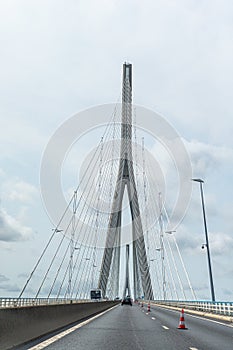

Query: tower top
left=123, top=62, right=132, bottom=88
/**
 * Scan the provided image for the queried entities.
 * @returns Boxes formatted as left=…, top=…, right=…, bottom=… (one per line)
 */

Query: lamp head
left=192, top=178, right=204, bottom=183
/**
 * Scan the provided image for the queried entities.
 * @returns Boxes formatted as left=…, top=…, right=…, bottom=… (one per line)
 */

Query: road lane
left=22, top=303, right=233, bottom=350
left=148, top=304, right=233, bottom=350
left=35, top=304, right=176, bottom=350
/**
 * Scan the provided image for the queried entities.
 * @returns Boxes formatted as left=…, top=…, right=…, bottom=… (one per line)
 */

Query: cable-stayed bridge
left=0, top=63, right=232, bottom=350
left=18, top=63, right=195, bottom=303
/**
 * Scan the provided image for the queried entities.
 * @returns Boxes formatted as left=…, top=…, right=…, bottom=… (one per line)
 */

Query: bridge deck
left=19, top=303, right=233, bottom=350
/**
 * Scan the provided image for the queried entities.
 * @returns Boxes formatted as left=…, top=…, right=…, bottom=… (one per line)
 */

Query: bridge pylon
left=98, top=63, right=153, bottom=301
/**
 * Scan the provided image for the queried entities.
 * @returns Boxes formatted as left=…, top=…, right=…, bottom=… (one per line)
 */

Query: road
left=20, top=303, right=233, bottom=350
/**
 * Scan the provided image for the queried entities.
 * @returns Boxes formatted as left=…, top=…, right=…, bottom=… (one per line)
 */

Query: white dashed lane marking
left=151, top=317, right=156, bottom=320
left=162, top=325, right=169, bottom=330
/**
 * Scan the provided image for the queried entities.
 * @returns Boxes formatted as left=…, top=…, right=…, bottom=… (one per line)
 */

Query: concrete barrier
left=0, top=301, right=118, bottom=349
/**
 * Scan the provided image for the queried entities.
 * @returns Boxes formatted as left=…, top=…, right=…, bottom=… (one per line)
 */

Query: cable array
left=19, top=98, right=196, bottom=301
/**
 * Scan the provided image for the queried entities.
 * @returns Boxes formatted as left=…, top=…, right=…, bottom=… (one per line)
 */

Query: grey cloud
left=17, top=273, right=29, bottom=279
left=222, top=288, right=233, bottom=297
left=0, top=274, right=9, bottom=283
left=0, top=280, right=21, bottom=293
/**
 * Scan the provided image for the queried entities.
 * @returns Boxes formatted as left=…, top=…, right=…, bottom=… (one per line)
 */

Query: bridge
left=0, top=63, right=232, bottom=350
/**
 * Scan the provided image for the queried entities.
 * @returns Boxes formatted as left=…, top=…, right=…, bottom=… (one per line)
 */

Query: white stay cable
left=163, top=206, right=196, bottom=300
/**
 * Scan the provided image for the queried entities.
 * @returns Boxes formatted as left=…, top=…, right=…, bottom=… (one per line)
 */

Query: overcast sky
left=0, top=0, right=233, bottom=301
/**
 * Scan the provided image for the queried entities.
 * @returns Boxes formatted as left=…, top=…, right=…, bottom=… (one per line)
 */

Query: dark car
left=121, top=296, right=132, bottom=306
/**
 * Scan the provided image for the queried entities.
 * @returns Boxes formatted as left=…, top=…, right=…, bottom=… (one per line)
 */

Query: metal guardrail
left=0, top=298, right=102, bottom=308
left=1, top=298, right=232, bottom=317
left=151, top=300, right=233, bottom=317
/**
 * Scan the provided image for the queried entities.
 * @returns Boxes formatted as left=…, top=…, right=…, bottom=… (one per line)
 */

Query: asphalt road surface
left=22, top=303, right=233, bottom=350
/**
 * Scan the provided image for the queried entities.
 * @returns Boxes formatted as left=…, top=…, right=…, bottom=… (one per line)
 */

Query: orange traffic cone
left=178, top=309, right=187, bottom=329
left=147, top=303, right=151, bottom=312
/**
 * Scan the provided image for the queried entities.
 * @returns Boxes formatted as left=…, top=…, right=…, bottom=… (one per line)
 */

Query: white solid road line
left=28, top=305, right=119, bottom=350
left=186, top=312, right=233, bottom=329
left=156, top=305, right=233, bottom=329
left=162, top=325, right=169, bottom=330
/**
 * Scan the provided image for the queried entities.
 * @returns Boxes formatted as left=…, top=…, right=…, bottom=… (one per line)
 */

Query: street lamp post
left=192, top=178, right=216, bottom=302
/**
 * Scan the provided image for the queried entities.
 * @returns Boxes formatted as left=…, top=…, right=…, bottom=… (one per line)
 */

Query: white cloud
left=5, top=180, right=38, bottom=204
left=0, top=117, right=47, bottom=159
left=0, top=207, right=33, bottom=242
left=0, top=177, right=39, bottom=242
left=0, top=168, right=5, bottom=178
left=174, top=225, right=233, bottom=256
left=185, top=139, right=233, bottom=177
left=149, top=137, right=233, bottom=194
left=0, top=177, right=38, bottom=208
left=210, top=231, right=233, bottom=256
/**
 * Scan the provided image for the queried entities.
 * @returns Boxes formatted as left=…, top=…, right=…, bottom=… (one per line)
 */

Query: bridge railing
left=0, top=297, right=99, bottom=308
left=151, top=300, right=233, bottom=317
